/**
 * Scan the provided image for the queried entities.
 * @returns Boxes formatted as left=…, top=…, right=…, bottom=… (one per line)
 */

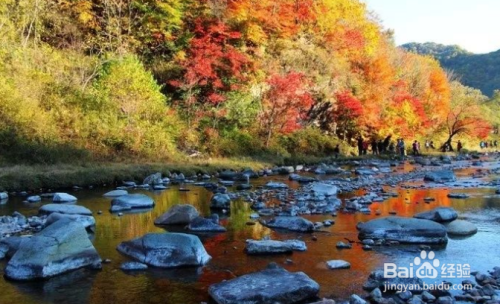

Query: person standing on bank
left=333, top=144, right=340, bottom=159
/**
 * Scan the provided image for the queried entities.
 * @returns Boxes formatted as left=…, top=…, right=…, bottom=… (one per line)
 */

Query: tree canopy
left=0, top=0, right=495, bottom=163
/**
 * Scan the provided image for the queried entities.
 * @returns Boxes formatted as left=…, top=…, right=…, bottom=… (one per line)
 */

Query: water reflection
left=1, top=171, right=500, bottom=303
left=5, top=268, right=97, bottom=304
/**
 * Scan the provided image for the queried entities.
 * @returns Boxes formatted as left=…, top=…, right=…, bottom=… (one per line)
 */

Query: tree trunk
left=265, top=129, right=272, bottom=148
left=441, top=135, right=455, bottom=152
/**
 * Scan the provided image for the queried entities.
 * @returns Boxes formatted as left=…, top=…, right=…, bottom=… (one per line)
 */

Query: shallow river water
left=1, top=165, right=500, bottom=304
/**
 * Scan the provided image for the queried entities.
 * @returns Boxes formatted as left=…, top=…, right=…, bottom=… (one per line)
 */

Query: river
left=1, top=163, right=500, bottom=304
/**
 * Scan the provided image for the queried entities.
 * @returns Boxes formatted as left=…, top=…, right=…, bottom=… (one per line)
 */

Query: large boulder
left=309, top=182, right=338, bottom=196
left=245, top=240, right=307, bottom=255
left=39, top=204, right=92, bottom=216
left=4, top=219, right=101, bottom=280
left=187, top=216, right=226, bottom=232
left=103, top=190, right=128, bottom=197
left=445, top=220, right=478, bottom=236
left=116, top=233, right=211, bottom=268
left=209, top=263, right=319, bottom=304
left=52, top=193, right=77, bottom=203
left=27, top=195, right=41, bottom=203
left=210, top=193, right=231, bottom=209
left=0, top=236, right=31, bottom=260
left=357, top=217, right=448, bottom=244
left=414, top=207, right=458, bottom=223
left=423, top=170, right=456, bottom=183
left=260, top=216, right=315, bottom=232
left=110, top=194, right=154, bottom=212
left=143, top=172, right=162, bottom=186
left=154, top=204, right=199, bottom=225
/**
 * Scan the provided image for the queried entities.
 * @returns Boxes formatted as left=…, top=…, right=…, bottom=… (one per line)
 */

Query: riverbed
left=1, top=161, right=500, bottom=304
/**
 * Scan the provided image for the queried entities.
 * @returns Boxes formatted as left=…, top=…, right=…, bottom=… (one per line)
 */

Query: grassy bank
left=0, top=152, right=366, bottom=192
left=0, top=150, right=472, bottom=192
left=0, top=157, right=278, bottom=192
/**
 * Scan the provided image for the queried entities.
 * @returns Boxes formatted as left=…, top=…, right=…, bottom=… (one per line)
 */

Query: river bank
left=0, top=158, right=272, bottom=192
left=0, top=153, right=467, bottom=192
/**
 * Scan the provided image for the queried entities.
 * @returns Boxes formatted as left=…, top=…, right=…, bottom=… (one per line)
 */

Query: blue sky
left=363, top=0, right=500, bottom=54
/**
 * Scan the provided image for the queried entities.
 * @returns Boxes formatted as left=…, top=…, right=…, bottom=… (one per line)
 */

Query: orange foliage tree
left=440, top=82, right=492, bottom=150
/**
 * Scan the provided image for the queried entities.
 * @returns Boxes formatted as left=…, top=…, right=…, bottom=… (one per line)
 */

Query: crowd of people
left=351, top=136, right=497, bottom=157
left=479, top=140, right=498, bottom=150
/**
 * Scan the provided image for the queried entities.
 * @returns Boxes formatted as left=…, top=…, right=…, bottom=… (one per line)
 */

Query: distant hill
left=401, top=42, right=500, bottom=96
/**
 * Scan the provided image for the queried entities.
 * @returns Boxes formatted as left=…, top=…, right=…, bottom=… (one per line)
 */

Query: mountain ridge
left=401, top=42, right=500, bottom=96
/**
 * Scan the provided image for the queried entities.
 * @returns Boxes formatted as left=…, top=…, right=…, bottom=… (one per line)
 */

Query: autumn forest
left=1, top=0, right=499, bottom=165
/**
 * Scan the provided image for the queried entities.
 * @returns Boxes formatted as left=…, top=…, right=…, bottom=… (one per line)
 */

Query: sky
left=363, top=0, right=500, bottom=54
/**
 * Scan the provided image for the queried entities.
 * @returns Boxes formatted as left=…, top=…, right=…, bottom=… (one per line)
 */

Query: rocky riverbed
left=1, top=154, right=500, bottom=304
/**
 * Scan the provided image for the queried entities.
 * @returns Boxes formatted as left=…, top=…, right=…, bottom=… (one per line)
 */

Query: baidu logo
left=414, top=251, right=440, bottom=278
left=384, top=251, right=470, bottom=279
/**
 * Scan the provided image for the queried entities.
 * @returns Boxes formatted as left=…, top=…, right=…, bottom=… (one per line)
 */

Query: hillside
left=402, top=42, right=500, bottom=96
left=0, top=0, right=491, bottom=167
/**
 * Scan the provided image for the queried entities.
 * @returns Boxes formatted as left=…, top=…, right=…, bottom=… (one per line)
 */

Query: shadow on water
left=4, top=268, right=98, bottom=304
left=1, top=167, right=500, bottom=303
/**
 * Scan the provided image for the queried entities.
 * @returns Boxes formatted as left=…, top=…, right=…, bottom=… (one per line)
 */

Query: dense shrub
left=279, top=127, right=340, bottom=157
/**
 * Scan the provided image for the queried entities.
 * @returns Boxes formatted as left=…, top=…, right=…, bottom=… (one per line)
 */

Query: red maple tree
left=260, top=72, right=313, bottom=146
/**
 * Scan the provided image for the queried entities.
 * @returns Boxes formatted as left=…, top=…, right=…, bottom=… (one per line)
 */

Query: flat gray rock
left=110, top=194, right=154, bottom=212
left=44, top=213, right=96, bottom=230
left=4, top=219, right=101, bottom=280
left=117, top=233, right=211, bottom=268
left=27, top=196, right=41, bottom=203
left=289, top=174, right=316, bottom=183
left=445, top=220, right=478, bottom=236
left=265, top=181, right=289, bottom=189
left=52, top=193, right=77, bottom=203
left=414, top=207, right=458, bottom=222
left=154, top=204, right=199, bottom=225
left=357, top=216, right=448, bottom=244
left=327, top=260, right=351, bottom=269
left=310, top=300, right=336, bottom=304
left=39, top=204, right=92, bottom=216
left=245, top=239, right=306, bottom=255
left=120, top=261, right=148, bottom=271
left=309, top=182, right=338, bottom=196
left=209, top=263, right=319, bottom=304
left=260, top=216, right=315, bottom=232
left=103, top=190, right=128, bottom=197
left=423, top=170, right=456, bottom=183
left=447, top=193, right=469, bottom=199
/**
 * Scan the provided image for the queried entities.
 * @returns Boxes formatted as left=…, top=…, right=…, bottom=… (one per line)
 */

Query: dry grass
left=0, top=157, right=275, bottom=191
